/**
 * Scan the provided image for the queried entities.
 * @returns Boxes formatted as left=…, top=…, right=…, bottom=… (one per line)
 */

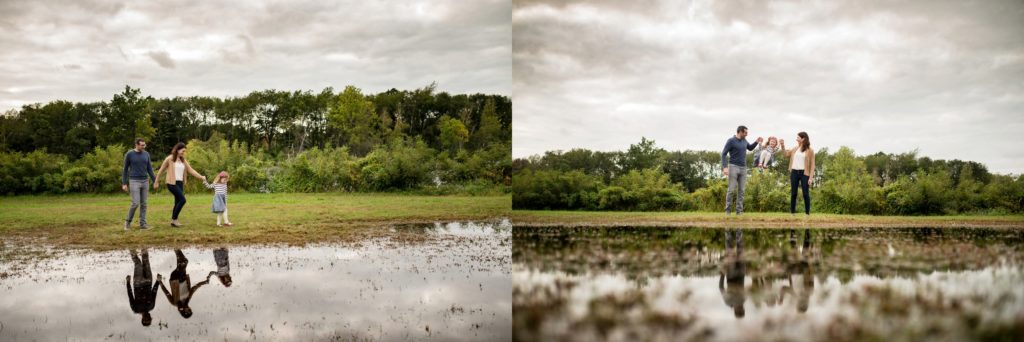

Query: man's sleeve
left=721, top=140, right=730, bottom=169
left=122, top=152, right=131, bottom=185
left=147, top=155, right=156, bottom=181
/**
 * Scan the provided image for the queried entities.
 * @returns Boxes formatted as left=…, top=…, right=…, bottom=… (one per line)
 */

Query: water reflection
left=159, top=249, right=212, bottom=319
left=126, top=249, right=158, bottom=326
left=213, top=247, right=232, bottom=287
left=0, top=221, right=511, bottom=341
left=719, top=229, right=746, bottom=318
left=514, top=226, right=1024, bottom=341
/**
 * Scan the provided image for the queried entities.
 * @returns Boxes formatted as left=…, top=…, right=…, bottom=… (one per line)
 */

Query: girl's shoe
left=224, top=223, right=233, bottom=227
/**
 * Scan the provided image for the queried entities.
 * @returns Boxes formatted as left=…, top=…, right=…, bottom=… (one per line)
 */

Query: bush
left=273, top=146, right=356, bottom=192
left=883, top=171, right=953, bottom=215
left=512, top=169, right=602, bottom=210
left=692, top=178, right=728, bottom=212
left=356, top=138, right=435, bottom=191
left=231, top=157, right=271, bottom=193
left=63, top=145, right=129, bottom=193
left=743, top=170, right=790, bottom=213
left=0, top=150, right=67, bottom=194
left=599, top=169, right=686, bottom=211
left=815, top=147, right=884, bottom=214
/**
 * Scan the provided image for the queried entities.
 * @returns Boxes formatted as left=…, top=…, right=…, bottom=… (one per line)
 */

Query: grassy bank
left=511, top=210, right=1024, bottom=228
left=0, top=193, right=510, bottom=249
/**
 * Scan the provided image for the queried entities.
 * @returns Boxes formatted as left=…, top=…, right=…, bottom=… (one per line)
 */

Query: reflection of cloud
left=514, top=0, right=1024, bottom=173
left=513, top=264, right=1024, bottom=341
left=0, top=238, right=511, bottom=341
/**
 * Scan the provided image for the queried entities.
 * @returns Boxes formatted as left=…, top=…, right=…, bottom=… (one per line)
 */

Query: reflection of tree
left=719, top=229, right=746, bottom=318
left=126, top=249, right=158, bottom=326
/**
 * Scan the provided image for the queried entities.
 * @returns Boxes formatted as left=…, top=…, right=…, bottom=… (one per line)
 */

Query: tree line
left=512, top=138, right=1024, bottom=215
left=0, top=84, right=511, bottom=195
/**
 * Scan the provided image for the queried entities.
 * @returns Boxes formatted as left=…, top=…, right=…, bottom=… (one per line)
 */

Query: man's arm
left=122, top=152, right=131, bottom=185
left=126, top=275, right=134, bottom=304
left=747, top=139, right=760, bottom=151
left=721, top=140, right=730, bottom=169
left=146, top=155, right=156, bottom=181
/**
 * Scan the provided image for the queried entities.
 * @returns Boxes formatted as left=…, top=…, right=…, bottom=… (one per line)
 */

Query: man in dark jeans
left=126, top=249, right=160, bottom=326
left=122, top=138, right=156, bottom=230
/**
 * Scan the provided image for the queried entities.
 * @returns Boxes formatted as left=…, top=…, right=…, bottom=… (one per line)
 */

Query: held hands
left=756, top=137, right=764, bottom=144
left=153, top=182, right=160, bottom=190
left=723, top=167, right=729, bottom=176
left=122, top=184, right=128, bottom=192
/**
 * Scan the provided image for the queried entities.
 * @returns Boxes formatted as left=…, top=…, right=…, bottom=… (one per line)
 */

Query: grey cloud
left=145, top=50, right=176, bottom=69
left=513, top=0, right=1024, bottom=174
left=0, top=0, right=509, bottom=112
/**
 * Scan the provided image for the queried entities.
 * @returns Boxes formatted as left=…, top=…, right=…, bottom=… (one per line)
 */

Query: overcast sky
left=0, top=0, right=510, bottom=111
left=513, top=0, right=1024, bottom=174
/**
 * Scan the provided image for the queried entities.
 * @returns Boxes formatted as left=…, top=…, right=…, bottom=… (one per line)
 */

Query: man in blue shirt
left=721, top=126, right=762, bottom=216
left=122, top=138, right=156, bottom=230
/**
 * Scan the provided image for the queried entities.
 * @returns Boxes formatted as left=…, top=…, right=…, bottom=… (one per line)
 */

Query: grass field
left=511, top=210, right=1024, bottom=228
left=0, top=192, right=511, bottom=249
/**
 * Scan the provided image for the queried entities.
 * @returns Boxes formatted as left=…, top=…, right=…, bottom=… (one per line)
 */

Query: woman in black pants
left=154, top=142, right=206, bottom=227
left=783, top=132, right=815, bottom=215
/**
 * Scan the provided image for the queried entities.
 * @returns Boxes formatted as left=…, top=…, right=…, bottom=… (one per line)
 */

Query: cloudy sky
left=513, top=0, right=1024, bottom=174
left=0, top=0, right=510, bottom=111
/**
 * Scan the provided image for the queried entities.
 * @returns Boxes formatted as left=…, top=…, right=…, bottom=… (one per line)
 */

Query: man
left=122, top=138, right=156, bottom=230
left=126, top=249, right=160, bottom=326
left=721, top=126, right=762, bottom=216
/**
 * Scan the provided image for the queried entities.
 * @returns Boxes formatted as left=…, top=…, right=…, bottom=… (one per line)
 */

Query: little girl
left=755, top=137, right=783, bottom=169
left=203, top=171, right=232, bottom=227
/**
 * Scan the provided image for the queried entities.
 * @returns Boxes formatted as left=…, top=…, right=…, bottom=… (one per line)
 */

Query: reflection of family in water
left=124, top=248, right=233, bottom=325
left=718, top=229, right=817, bottom=318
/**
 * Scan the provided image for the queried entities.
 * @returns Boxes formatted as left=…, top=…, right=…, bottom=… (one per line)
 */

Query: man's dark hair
left=736, top=126, right=748, bottom=133
left=135, top=138, right=146, bottom=146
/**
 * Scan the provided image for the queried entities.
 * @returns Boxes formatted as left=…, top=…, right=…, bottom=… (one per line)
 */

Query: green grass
left=0, top=192, right=511, bottom=249
left=511, top=210, right=1024, bottom=228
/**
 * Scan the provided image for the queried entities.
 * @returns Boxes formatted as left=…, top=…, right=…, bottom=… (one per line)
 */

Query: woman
left=783, top=132, right=815, bottom=216
left=158, top=249, right=211, bottom=318
left=154, top=142, right=206, bottom=227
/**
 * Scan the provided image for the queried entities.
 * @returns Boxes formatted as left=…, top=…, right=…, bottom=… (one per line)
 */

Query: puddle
left=513, top=227, right=1024, bottom=341
left=0, top=221, right=511, bottom=341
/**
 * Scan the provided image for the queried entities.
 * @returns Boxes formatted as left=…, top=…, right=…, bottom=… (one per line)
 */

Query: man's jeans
left=126, top=179, right=149, bottom=226
left=725, top=164, right=747, bottom=214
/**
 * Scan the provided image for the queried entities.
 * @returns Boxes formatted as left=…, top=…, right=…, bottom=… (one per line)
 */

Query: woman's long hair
left=798, top=132, right=810, bottom=152
left=171, top=142, right=187, bottom=162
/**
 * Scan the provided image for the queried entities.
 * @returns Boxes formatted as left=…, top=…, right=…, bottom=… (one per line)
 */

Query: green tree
left=438, top=116, right=469, bottom=153
left=619, top=137, right=664, bottom=173
left=817, top=146, right=883, bottom=214
left=328, top=86, right=381, bottom=156
left=98, top=86, right=155, bottom=147
left=470, top=98, right=501, bottom=148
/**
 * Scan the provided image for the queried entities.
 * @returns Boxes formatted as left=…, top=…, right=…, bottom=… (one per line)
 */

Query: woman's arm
left=153, top=157, right=168, bottom=188
left=808, top=149, right=816, bottom=183
left=183, top=160, right=205, bottom=179
left=154, top=157, right=168, bottom=181
left=158, top=278, right=173, bottom=303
